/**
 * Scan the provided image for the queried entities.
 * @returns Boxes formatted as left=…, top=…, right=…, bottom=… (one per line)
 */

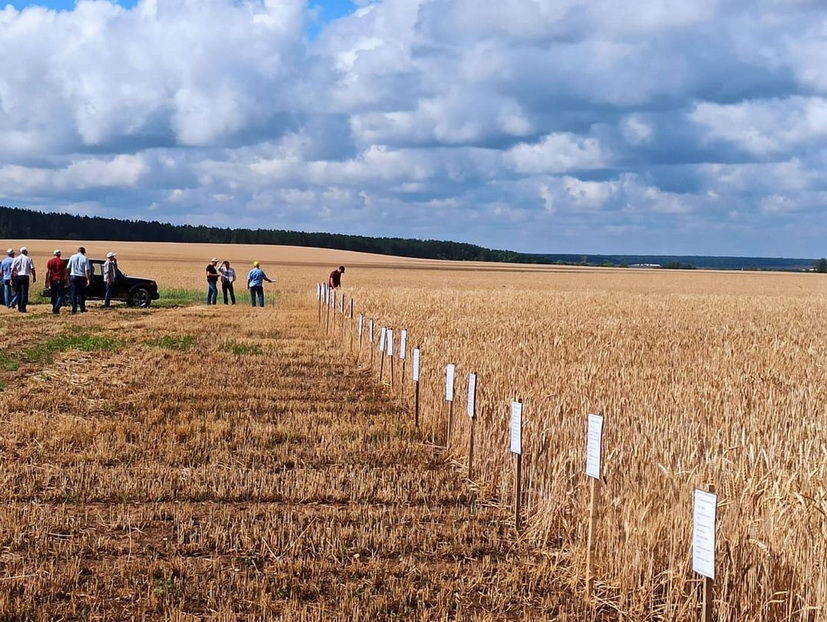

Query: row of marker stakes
left=315, top=282, right=719, bottom=616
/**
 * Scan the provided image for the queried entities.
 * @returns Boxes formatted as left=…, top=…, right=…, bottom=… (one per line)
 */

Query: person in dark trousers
left=2, top=249, right=17, bottom=309
left=45, top=249, right=67, bottom=314
left=247, top=261, right=273, bottom=307
left=328, top=265, right=345, bottom=289
left=10, top=247, right=35, bottom=313
left=67, top=246, right=91, bottom=314
left=102, top=252, right=118, bottom=308
left=206, top=258, right=219, bottom=305
left=219, top=260, right=236, bottom=305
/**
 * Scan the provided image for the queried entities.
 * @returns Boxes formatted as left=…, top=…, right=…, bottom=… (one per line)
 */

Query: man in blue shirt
left=1, top=249, right=16, bottom=309
left=247, top=261, right=274, bottom=307
left=67, top=246, right=92, bottom=314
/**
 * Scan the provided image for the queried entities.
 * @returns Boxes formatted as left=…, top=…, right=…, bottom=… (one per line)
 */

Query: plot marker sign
left=412, top=348, right=421, bottom=382
left=586, top=414, right=604, bottom=480
left=693, top=489, right=717, bottom=580
left=466, top=373, right=477, bottom=419
left=445, top=364, right=455, bottom=402
left=510, top=400, right=522, bottom=455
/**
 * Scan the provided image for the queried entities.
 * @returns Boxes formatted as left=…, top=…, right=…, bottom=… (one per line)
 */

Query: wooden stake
left=468, top=412, right=476, bottom=481
left=702, top=483, right=716, bottom=622
left=379, top=350, right=385, bottom=381
left=326, top=291, right=331, bottom=333
left=586, top=476, right=600, bottom=597
left=390, top=354, right=395, bottom=388
left=447, top=399, right=454, bottom=447
left=414, top=379, right=420, bottom=428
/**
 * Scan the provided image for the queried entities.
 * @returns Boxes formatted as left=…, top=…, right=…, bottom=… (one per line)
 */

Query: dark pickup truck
left=43, top=259, right=160, bottom=307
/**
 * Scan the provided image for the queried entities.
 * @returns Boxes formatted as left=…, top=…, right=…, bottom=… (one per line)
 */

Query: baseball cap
left=5, top=249, right=12, bottom=255
left=106, top=252, right=116, bottom=258
left=210, top=257, right=218, bottom=262
left=253, top=261, right=260, bottom=267
left=53, top=250, right=61, bottom=256
left=20, top=247, right=27, bottom=253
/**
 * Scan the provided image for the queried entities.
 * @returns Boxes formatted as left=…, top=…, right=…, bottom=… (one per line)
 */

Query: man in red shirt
left=328, top=265, right=345, bottom=289
left=45, top=250, right=68, bottom=314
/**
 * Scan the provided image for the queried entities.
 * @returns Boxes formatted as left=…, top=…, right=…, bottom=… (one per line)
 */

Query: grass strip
left=20, top=334, right=121, bottom=365
left=221, top=341, right=264, bottom=356
left=145, top=335, right=196, bottom=350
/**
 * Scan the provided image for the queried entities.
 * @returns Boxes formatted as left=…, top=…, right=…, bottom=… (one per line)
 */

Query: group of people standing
left=205, top=259, right=274, bottom=307
left=2, top=246, right=119, bottom=314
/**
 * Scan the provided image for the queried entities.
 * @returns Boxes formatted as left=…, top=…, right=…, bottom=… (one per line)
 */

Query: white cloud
left=507, top=134, right=609, bottom=174
left=1, top=0, right=827, bottom=255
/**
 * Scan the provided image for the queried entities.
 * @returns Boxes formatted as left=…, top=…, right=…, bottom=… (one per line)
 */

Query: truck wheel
left=128, top=288, right=151, bottom=308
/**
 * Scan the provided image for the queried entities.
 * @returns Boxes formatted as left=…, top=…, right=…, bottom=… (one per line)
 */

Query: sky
left=1, top=0, right=825, bottom=256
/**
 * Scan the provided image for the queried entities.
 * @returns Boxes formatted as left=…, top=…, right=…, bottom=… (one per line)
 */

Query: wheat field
left=0, top=240, right=825, bottom=620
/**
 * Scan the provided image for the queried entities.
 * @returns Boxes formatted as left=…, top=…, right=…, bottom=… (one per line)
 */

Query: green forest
left=0, top=206, right=549, bottom=264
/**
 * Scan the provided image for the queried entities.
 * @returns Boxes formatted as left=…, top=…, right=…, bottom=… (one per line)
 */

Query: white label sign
left=386, top=329, right=393, bottom=356
left=357, top=314, right=364, bottom=336
left=510, top=401, right=522, bottom=454
left=340, top=295, right=345, bottom=313
left=317, top=283, right=321, bottom=299
left=412, top=348, right=421, bottom=381
left=399, top=329, right=407, bottom=359
left=324, top=286, right=329, bottom=304
left=331, top=291, right=335, bottom=308
left=445, top=364, right=455, bottom=401
left=466, top=373, right=477, bottom=418
left=378, top=327, right=386, bottom=351
left=368, top=319, right=374, bottom=342
left=586, top=413, right=604, bottom=480
left=692, top=489, right=717, bottom=580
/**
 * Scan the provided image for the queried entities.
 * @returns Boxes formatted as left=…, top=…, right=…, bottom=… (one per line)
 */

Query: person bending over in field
left=328, top=265, right=345, bottom=289
left=219, top=260, right=236, bottom=305
left=205, top=258, right=220, bottom=305
left=247, top=261, right=273, bottom=307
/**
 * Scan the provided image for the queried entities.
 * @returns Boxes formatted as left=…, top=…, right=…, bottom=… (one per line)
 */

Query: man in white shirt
left=10, top=246, right=35, bottom=313
left=102, top=252, right=118, bottom=308
left=67, top=246, right=91, bottom=314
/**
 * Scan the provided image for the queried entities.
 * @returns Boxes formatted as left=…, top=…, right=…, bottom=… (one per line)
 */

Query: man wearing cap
left=10, top=247, right=36, bottom=313
left=205, top=258, right=220, bottom=305
left=1, top=249, right=16, bottom=309
left=102, top=252, right=118, bottom=308
left=45, top=250, right=68, bottom=314
left=247, top=261, right=274, bottom=307
left=328, top=265, right=346, bottom=289
left=67, top=246, right=91, bottom=314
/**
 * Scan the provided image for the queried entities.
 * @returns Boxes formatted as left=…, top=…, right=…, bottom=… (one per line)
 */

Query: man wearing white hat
left=205, top=258, right=220, bottom=305
left=45, top=250, right=68, bottom=314
left=102, top=252, right=118, bottom=308
left=10, top=247, right=35, bottom=313
left=1, top=249, right=16, bottom=309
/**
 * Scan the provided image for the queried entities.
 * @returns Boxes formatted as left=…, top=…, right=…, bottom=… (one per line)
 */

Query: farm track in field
left=0, top=299, right=600, bottom=620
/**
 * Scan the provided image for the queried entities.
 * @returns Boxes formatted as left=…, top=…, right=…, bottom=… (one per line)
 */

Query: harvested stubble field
left=0, top=240, right=825, bottom=621
left=0, top=240, right=600, bottom=621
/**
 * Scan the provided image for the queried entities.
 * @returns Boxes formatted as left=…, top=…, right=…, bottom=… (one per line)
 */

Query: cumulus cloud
left=1, top=0, right=826, bottom=255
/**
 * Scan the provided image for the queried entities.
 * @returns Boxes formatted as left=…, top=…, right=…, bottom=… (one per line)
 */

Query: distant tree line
left=0, top=206, right=551, bottom=264
left=815, top=258, right=827, bottom=273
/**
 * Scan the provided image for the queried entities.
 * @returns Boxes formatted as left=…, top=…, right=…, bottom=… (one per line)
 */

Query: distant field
left=1, top=239, right=825, bottom=619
